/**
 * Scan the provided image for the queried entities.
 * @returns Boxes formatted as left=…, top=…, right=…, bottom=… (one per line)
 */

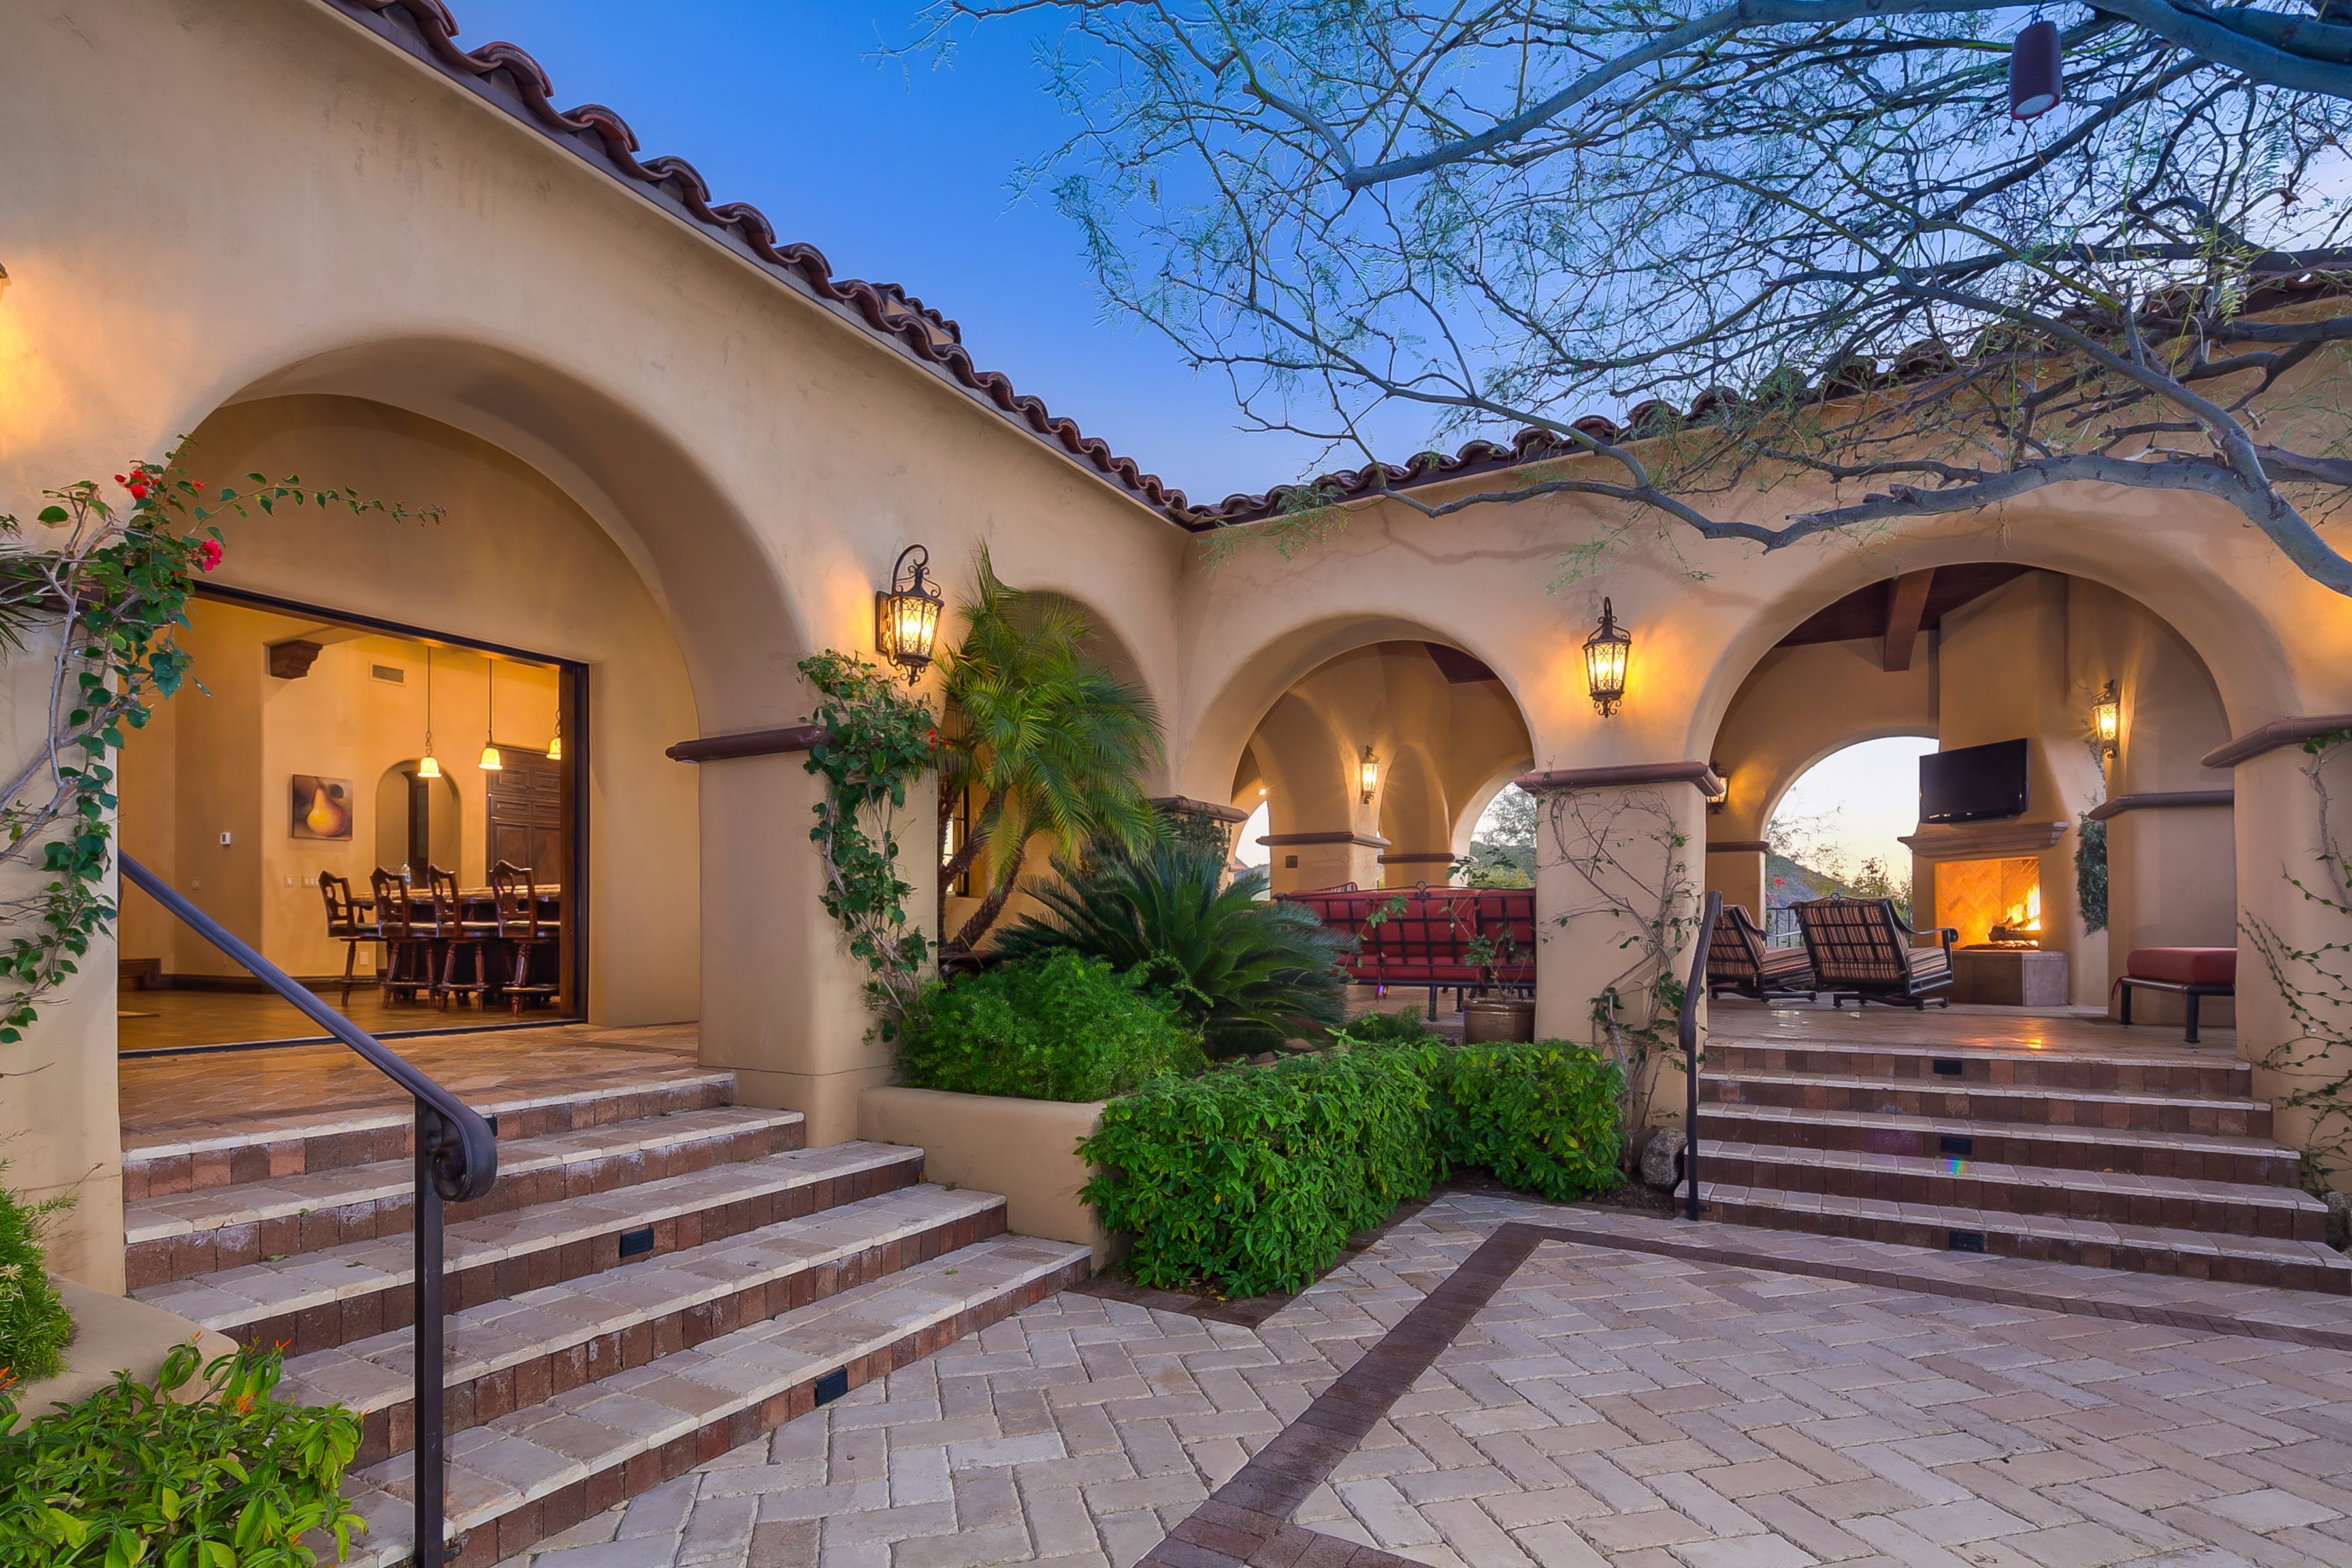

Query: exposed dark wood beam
left=1881, top=569, right=1936, bottom=672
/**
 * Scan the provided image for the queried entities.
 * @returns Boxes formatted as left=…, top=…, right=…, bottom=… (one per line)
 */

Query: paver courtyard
left=498, top=1192, right=2352, bottom=1568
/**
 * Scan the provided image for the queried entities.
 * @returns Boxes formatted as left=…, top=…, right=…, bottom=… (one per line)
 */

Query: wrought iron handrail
left=120, top=854, right=496, bottom=1568
left=1679, top=890, right=1722, bottom=1222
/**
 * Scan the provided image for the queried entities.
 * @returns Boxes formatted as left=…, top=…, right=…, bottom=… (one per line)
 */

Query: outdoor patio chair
left=1791, top=896, right=1957, bottom=1009
left=1705, top=902, right=1816, bottom=1002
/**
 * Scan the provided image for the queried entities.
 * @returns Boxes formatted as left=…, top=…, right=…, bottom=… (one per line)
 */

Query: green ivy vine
left=798, top=651, right=938, bottom=1034
left=0, top=449, right=434, bottom=1045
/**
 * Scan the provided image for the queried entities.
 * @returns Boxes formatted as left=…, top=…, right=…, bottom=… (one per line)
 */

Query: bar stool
left=370, top=867, right=431, bottom=1004
left=318, top=872, right=382, bottom=1005
left=490, top=860, right=560, bottom=1016
left=425, top=864, right=496, bottom=1008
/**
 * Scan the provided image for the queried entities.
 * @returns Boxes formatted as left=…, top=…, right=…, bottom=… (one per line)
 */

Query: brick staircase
left=124, top=1064, right=1090, bottom=1567
left=1695, top=1034, right=2352, bottom=1294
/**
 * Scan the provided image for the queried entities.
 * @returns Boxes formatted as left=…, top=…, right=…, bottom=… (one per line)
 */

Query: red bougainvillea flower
left=198, top=539, right=223, bottom=573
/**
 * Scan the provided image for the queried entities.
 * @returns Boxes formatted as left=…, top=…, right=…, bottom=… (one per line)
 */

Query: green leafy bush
left=1435, top=1043, right=1625, bottom=1201
left=1081, top=1039, right=1624, bottom=1297
left=0, top=1178, right=73, bottom=1385
left=0, top=1341, right=364, bottom=1566
left=1332, top=1007, right=1439, bottom=1046
left=991, top=843, right=1351, bottom=1056
left=1080, top=1046, right=1442, bottom=1297
left=899, top=951, right=1204, bottom=1102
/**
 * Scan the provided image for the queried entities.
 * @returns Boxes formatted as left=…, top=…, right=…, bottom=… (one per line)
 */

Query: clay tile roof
left=330, top=0, right=1195, bottom=519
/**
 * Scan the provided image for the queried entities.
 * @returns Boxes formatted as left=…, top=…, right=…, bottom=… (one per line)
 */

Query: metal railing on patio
left=1679, top=890, right=1722, bottom=1223
left=122, top=854, right=497, bottom=1568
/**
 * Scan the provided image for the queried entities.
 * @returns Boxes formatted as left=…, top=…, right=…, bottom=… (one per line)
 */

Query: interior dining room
left=116, top=587, right=582, bottom=1052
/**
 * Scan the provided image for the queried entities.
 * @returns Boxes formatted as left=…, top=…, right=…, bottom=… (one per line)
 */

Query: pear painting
left=291, top=775, right=354, bottom=841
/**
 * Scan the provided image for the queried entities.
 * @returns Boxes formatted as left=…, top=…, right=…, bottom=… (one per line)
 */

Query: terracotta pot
left=1463, top=996, right=1536, bottom=1043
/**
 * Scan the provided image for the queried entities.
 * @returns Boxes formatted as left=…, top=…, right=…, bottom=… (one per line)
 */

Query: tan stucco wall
left=857, top=1086, right=1118, bottom=1266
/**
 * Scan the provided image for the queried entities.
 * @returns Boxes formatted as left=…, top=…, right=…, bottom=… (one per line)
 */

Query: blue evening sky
left=438, top=0, right=1351, bottom=507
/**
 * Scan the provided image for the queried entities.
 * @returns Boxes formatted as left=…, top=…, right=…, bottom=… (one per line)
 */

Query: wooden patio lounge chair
left=1705, top=903, right=1816, bottom=1001
left=1791, top=896, right=1957, bottom=1010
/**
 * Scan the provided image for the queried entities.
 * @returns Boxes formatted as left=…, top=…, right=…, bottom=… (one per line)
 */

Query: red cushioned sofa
left=2114, top=946, right=2236, bottom=1043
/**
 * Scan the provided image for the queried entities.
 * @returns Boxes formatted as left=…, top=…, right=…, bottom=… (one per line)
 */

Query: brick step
left=1704, top=1069, right=2272, bottom=1136
left=133, top=1141, right=925, bottom=1351
left=1700, top=1140, right=2329, bottom=1241
left=125, top=1106, right=806, bottom=1286
left=1697, top=1102, right=2305, bottom=1186
left=1698, top=1183, right=2352, bottom=1294
left=322, top=1234, right=1093, bottom=1568
left=280, top=1183, right=1009, bottom=1469
left=123, top=1070, right=738, bottom=1199
left=1707, top=1039, right=2250, bottom=1098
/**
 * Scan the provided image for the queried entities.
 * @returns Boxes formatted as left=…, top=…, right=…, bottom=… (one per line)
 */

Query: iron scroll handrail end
left=1679, top=890, right=1722, bottom=1223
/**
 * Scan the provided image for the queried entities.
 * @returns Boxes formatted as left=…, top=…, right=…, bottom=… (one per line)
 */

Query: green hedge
left=1081, top=1039, right=1623, bottom=1297
left=0, top=1180, right=73, bottom=1385
left=898, top=951, right=1204, bottom=1102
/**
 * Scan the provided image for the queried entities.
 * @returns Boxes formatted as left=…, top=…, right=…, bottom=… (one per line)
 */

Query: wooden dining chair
left=317, top=872, right=382, bottom=1004
left=424, top=864, right=496, bottom=1008
left=489, top=860, right=560, bottom=1016
left=370, top=866, right=431, bottom=1005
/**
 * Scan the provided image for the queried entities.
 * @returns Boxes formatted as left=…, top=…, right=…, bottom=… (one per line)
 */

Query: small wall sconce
left=875, top=544, right=943, bottom=685
left=1706, top=761, right=1729, bottom=815
left=1583, top=597, right=1631, bottom=717
left=2091, top=679, right=2121, bottom=758
left=1358, top=746, right=1379, bottom=804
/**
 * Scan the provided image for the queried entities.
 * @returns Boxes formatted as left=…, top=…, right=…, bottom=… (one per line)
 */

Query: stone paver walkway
left=495, top=1192, right=2352, bottom=1568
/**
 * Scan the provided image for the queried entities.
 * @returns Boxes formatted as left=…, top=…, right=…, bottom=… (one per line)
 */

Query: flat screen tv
left=1920, top=739, right=2029, bottom=825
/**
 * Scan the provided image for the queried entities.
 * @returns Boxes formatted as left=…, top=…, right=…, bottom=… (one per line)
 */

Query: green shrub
left=899, top=951, right=1204, bottom=1101
left=992, top=842, right=1352, bottom=1056
left=0, top=1341, right=364, bottom=1565
left=1332, top=1007, right=1439, bottom=1045
left=1081, top=1039, right=1623, bottom=1298
left=1080, top=1045, right=1442, bottom=1297
left=0, top=1179, right=73, bottom=1385
left=1435, top=1042, right=1625, bottom=1201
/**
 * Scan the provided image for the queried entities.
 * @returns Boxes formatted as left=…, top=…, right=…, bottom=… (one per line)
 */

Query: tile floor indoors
left=489, top=1190, right=2352, bottom=1568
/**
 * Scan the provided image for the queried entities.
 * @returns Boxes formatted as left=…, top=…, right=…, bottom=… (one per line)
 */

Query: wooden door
left=485, top=748, right=566, bottom=884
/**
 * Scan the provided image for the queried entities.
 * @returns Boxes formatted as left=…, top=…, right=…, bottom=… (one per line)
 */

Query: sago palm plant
left=938, top=551, right=1161, bottom=951
left=991, top=841, right=1353, bottom=1056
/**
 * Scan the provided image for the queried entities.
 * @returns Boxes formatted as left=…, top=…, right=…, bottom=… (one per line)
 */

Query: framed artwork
left=291, top=775, right=354, bottom=841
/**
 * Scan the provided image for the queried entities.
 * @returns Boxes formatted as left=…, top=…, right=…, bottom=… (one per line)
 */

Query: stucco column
left=694, top=755, right=935, bottom=1145
left=1522, top=763, right=1718, bottom=1044
left=2229, top=737, right=2352, bottom=1183
left=1262, top=831, right=1387, bottom=893
left=1703, top=841, right=1767, bottom=925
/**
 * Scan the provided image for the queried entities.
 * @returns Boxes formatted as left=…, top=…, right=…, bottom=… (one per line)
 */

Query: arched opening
left=1701, top=564, right=2234, bottom=1021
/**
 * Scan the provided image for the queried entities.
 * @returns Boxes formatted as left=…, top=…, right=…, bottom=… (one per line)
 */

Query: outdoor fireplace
left=1936, top=855, right=2042, bottom=948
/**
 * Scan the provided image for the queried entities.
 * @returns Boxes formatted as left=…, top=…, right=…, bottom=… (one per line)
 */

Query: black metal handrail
left=1679, top=890, right=1722, bottom=1222
left=121, top=854, right=496, bottom=1568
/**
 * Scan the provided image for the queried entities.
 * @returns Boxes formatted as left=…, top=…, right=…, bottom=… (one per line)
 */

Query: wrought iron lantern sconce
left=1358, top=746, right=1379, bottom=804
left=1706, top=761, right=1730, bottom=815
left=876, top=544, right=944, bottom=685
left=2009, top=19, right=2063, bottom=119
left=1582, top=598, right=1632, bottom=717
left=2091, top=679, right=2121, bottom=759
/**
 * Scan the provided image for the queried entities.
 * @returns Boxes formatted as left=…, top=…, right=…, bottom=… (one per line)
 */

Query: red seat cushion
left=2127, top=947, right=2236, bottom=987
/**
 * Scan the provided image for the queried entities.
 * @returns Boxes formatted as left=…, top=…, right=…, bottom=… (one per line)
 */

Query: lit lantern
left=479, top=659, right=503, bottom=772
left=1706, top=761, right=1730, bottom=814
left=1358, top=745, right=1379, bottom=804
left=1583, top=598, right=1632, bottom=717
left=417, top=646, right=442, bottom=779
left=2010, top=19, right=2062, bottom=120
left=876, top=544, right=944, bottom=685
left=546, top=710, right=562, bottom=763
left=2092, top=679, right=2121, bottom=757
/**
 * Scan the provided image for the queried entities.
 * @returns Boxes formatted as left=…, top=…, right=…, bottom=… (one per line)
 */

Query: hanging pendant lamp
left=417, top=647, right=442, bottom=780
left=546, top=708, right=563, bottom=763
left=2010, top=19, right=2063, bottom=120
left=480, top=659, right=504, bottom=772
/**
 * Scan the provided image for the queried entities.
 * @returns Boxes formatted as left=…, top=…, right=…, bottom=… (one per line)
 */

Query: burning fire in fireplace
left=1936, top=857, right=2044, bottom=947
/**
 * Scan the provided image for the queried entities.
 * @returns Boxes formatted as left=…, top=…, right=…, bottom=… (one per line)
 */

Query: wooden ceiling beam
left=1882, top=568, right=1936, bottom=672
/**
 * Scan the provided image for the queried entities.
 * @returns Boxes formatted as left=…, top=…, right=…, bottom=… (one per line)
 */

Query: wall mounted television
left=1919, top=738, right=2029, bottom=825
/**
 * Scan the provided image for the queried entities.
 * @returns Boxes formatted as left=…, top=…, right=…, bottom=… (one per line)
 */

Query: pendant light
left=2009, top=18, right=2062, bottom=120
left=546, top=707, right=563, bottom=763
left=417, top=647, right=442, bottom=779
left=479, top=658, right=503, bottom=772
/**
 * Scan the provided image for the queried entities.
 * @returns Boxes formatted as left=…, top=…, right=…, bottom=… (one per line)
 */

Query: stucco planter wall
left=857, top=1086, right=1124, bottom=1267
left=7, top=1277, right=240, bottom=1431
